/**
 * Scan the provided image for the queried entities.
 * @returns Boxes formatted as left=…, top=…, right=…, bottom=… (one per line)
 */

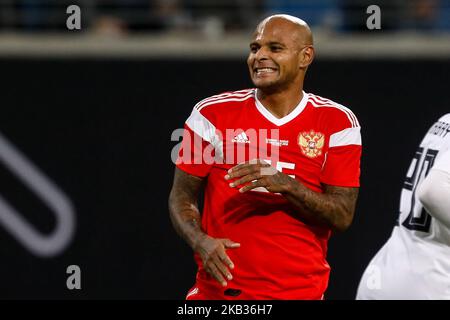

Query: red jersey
left=176, top=88, right=362, bottom=300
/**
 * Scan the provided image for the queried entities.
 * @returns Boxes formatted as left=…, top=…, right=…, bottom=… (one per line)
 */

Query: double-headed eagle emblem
left=298, top=130, right=325, bottom=158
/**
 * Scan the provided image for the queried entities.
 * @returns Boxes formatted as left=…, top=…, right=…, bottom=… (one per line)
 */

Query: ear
left=299, top=46, right=315, bottom=69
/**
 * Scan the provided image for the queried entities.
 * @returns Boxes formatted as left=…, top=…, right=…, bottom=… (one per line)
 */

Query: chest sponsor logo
left=298, top=130, right=325, bottom=158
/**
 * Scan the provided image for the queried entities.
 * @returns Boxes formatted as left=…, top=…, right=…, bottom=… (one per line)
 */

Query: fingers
left=227, top=170, right=267, bottom=193
left=213, top=254, right=233, bottom=281
left=219, top=239, right=240, bottom=269
left=224, top=158, right=278, bottom=193
left=206, top=251, right=234, bottom=287
left=225, top=166, right=253, bottom=181
left=218, top=251, right=235, bottom=271
left=201, top=238, right=241, bottom=287
left=222, top=238, right=241, bottom=249
left=225, top=159, right=270, bottom=180
left=206, top=261, right=227, bottom=287
left=239, top=179, right=265, bottom=193
left=228, top=172, right=261, bottom=188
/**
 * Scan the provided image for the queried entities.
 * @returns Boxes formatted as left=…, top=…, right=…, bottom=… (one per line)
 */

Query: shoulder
left=185, top=89, right=255, bottom=128
left=307, top=92, right=360, bottom=129
left=194, top=89, right=255, bottom=115
left=438, top=113, right=450, bottom=124
left=426, top=113, right=450, bottom=143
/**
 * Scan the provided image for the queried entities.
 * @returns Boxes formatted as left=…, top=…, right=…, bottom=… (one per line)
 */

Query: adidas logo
left=231, top=132, right=250, bottom=144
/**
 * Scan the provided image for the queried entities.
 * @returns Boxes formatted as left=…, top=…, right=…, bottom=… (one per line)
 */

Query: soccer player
left=357, top=113, right=450, bottom=300
left=169, top=14, right=362, bottom=300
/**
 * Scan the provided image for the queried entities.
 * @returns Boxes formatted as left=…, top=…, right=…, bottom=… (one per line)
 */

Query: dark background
left=0, top=58, right=448, bottom=299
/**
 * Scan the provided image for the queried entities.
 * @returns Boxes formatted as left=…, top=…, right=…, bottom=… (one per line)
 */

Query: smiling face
left=247, top=16, right=313, bottom=93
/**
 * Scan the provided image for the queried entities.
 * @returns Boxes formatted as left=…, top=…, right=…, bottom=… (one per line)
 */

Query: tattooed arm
left=168, top=168, right=240, bottom=286
left=168, top=167, right=205, bottom=249
left=225, top=160, right=359, bottom=232
left=283, top=183, right=359, bottom=233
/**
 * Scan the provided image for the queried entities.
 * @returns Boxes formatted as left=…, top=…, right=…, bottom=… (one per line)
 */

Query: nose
left=254, top=47, right=269, bottom=61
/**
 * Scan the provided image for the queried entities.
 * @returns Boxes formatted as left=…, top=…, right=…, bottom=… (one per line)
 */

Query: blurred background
left=1, top=0, right=450, bottom=299
left=2, top=0, right=450, bottom=34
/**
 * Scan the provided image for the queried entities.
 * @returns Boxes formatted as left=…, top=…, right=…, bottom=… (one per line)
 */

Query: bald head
left=247, top=14, right=315, bottom=93
left=255, top=14, right=313, bottom=47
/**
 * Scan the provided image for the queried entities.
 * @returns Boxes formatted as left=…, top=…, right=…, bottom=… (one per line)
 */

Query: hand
left=225, top=159, right=294, bottom=194
left=195, top=235, right=240, bottom=287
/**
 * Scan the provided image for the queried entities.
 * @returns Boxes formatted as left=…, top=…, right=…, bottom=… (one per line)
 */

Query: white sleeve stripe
left=185, top=108, right=217, bottom=144
left=335, top=102, right=360, bottom=127
left=196, top=94, right=254, bottom=111
left=195, top=90, right=254, bottom=110
left=329, top=127, right=362, bottom=147
left=185, top=108, right=224, bottom=160
left=197, top=89, right=252, bottom=103
left=309, top=95, right=360, bottom=127
left=309, top=98, right=356, bottom=128
left=342, top=104, right=360, bottom=127
left=195, top=91, right=252, bottom=109
left=309, top=96, right=356, bottom=127
left=313, top=95, right=360, bottom=127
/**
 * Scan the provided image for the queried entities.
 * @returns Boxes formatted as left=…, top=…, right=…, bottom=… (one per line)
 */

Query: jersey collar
left=254, top=89, right=308, bottom=126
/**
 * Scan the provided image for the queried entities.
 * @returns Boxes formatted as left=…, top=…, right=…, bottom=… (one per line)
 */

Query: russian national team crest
left=298, top=130, right=325, bottom=158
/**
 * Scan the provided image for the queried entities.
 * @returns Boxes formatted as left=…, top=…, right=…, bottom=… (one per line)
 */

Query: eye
left=270, top=45, right=282, bottom=52
left=250, top=45, right=259, bottom=53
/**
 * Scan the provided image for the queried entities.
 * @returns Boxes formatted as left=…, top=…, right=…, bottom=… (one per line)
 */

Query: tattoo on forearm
left=169, top=169, right=206, bottom=248
left=285, top=182, right=359, bottom=232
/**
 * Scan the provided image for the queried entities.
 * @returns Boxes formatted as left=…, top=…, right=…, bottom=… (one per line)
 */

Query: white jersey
left=357, top=113, right=450, bottom=300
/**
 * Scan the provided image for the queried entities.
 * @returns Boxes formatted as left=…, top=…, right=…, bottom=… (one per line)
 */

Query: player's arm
left=169, top=168, right=239, bottom=286
left=417, top=149, right=450, bottom=229
left=168, top=167, right=205, bottom=250
left=225, top=160, right=358, bottom=232
left=283, top=182, right=358, bottom=233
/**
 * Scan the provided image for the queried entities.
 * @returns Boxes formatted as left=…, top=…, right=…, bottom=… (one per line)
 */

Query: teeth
left=256, top=68, right=275, bottom=74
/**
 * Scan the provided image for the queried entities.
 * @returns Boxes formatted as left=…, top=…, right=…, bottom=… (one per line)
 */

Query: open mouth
left=254, top=67, right=277, bottom=75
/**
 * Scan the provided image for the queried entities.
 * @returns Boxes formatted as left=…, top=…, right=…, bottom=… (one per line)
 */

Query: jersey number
left=401, top=147, right=438, bottom=232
